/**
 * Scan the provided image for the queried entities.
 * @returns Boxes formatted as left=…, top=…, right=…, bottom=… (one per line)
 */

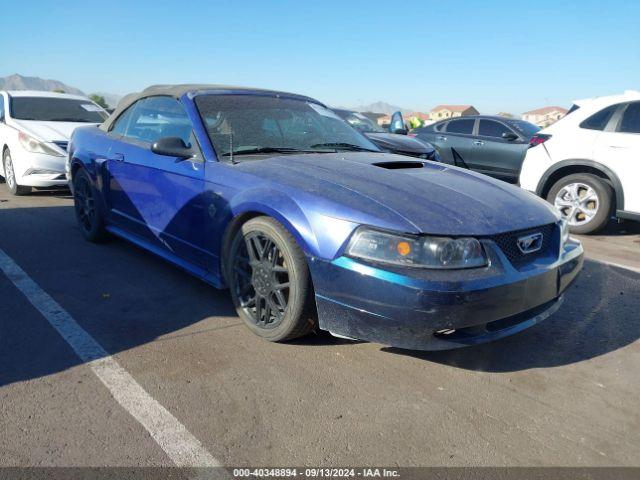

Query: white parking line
left=0, top=247, right=221, bottom=468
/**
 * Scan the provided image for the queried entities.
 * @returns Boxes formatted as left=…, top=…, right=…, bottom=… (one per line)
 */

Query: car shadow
left=0, top=204, right=239, bottom=387
left=29, top=188, right=73, bottom=199
left=0, top=203, right=638, bottom=387
left=595, top=219, right=640, bottom=236
left=382, top=260, right=639, bottom=372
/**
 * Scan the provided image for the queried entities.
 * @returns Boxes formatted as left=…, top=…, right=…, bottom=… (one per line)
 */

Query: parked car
left=520, top=90, right=640, bottom=234
left=68, top=84, right=583, bottom=350
left=0, top=90, right=108, bottom=195
left=411, top=115, right=540, bottom=183
left=333, top=108, right=438, bottom=160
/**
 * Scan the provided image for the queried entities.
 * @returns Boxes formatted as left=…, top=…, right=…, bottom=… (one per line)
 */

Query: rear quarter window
left=580, top=104, right=618, bottom=131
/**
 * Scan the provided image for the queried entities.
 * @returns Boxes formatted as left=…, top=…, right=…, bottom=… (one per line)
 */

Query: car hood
left=11, top=119, right=99, bottom=142
left=364, top=132, right=435, bottom=154
left=234, top=152, right=559, bottom=236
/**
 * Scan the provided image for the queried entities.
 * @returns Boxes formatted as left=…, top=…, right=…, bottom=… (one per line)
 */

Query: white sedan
left=0, top=90, right=108, bottom=195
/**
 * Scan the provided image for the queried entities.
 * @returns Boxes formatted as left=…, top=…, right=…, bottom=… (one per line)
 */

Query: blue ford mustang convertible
left=67, top=84, right=583, bottom=350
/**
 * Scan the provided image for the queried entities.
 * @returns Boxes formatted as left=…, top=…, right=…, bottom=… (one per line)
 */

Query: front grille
left=485, top=223, right=556, bottom=265
left=53, top=141, right=68, bottom=152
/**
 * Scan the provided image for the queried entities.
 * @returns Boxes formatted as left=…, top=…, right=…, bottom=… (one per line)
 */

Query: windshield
left=504, top=119, right=540, bottom=137
left=194, top=95, right=380, bottom=158
left=10, top=97, right=108, bottom=122
left=336, top=111, right=386, bottom=133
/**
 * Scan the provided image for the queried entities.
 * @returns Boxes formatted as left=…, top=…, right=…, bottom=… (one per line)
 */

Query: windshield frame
left=193, top=93, right=381, bottom=162
left=9, top=96, right=108, bottom=123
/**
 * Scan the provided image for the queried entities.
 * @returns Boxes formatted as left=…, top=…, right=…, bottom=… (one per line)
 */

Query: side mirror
left=502, top=132, right=519, bottom=141
left=389, top=111, right=407, bottom=135
left=151, top=137, right=193, bottom=159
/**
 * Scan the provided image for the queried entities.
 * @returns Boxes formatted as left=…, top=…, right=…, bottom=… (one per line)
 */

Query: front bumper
left=309, top=239, right=583, bottom=350
left=12, top=150, right=68, bottom=187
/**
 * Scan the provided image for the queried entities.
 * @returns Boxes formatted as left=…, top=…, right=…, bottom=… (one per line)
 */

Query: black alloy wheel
left=227, top=216, right=316, bottom=342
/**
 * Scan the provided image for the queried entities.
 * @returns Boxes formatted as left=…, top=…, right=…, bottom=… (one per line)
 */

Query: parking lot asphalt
left=0, top=186, right=639, bottom=468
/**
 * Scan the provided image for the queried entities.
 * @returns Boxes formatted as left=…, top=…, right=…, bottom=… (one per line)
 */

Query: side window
left=446, top=118, right=474, bottom=135
left=0, top=95, right=4, bottom=120
left=434, top=122, right=446, bottom=132
left=618, top=102, right=640, bottom=134
left=580, top=104, right=618, bottom=131
left=478, top=120, right=512, bottom=138
left=123, top=96, right=194, bottom=146
left=110, top=102, right=138, bottom=136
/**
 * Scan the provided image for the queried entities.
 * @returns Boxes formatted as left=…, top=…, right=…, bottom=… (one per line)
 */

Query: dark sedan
left=333, top=108, right=439, bottom=161
left=412, top=115, right=540, bottom=183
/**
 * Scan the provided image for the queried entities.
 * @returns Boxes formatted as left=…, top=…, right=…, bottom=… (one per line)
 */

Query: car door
left=437, top=118, right=476, bottom=169
left=104, top=96, right=208, bottom=268
left=593, top=101, right=640, bottom=214
left=412, top=122, right=447, bottom=159
left=470, top=119, right=527, bottom=182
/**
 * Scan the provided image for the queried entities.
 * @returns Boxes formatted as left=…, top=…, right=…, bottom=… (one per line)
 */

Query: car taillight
left=529, top=134, right=551, bottom=148
left=407, top=133, right=417, bottom=137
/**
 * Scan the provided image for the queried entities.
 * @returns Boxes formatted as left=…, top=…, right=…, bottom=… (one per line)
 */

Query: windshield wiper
left=310, top=142, right=378, bottom=152
left=222, top=147, right=325, bottom=157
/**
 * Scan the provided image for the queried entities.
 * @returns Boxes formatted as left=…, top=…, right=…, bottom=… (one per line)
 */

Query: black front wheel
left=73, top=169, right=107, bottom=242
left=226, top=216, right=316, bottom=342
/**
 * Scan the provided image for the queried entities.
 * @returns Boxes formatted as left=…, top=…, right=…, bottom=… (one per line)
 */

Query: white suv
left=520, top=90, right=640, bottom=234
left=0, top=90, right=108, bottom=195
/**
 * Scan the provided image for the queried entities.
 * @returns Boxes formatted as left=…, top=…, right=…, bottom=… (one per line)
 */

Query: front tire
left=226, top=216, right=316, bottom=342
left=73, top=169, right=107, bottom=242
left=3, top=149, right=31, bottom=195
left=547, top=173, right=612, bottom=234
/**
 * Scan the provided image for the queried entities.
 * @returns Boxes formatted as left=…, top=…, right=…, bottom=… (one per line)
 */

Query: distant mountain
left=345, top=101, right=409, bottom=115
left=0, top=74, right=85, bottom=95
left=92, top=92, right=123, bottom=108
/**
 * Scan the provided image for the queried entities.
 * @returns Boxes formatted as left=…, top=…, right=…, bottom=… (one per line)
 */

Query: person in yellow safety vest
left=408, top=116, right=424, bottom=130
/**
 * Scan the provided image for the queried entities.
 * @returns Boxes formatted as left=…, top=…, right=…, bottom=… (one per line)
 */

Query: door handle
left=473, top=140, right=484, bottom=146
left=437, top=136, right=447, bottom=141
left=111, top=153, right=125, bottom=162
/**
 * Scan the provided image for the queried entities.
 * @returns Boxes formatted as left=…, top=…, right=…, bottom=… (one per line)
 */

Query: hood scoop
left=372, top=160, right=425, bottom=170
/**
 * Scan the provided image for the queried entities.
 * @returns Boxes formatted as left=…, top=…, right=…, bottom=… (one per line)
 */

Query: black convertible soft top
left=100, top=84, right=320, bottom=131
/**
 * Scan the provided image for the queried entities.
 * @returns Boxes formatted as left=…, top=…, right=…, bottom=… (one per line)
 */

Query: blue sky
left=1, top=0, right=638, bottom=114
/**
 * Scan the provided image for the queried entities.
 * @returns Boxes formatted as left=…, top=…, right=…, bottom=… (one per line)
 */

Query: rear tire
left=547, top=173, right=612, bottom=234
left=73, top=169, right=107, bottom=242
left=3, top=149, right=31, bottom=195
left=226, top=216, right=316, bottom=342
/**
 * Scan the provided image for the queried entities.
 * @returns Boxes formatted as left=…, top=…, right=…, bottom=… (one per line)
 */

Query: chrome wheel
left=233, top=232, right=290, bottom=329
left=74, top=175, right=95, bottom=232
left=4, top=154, right=15, bottom=190
left=554, top=182, right=599, bottom=227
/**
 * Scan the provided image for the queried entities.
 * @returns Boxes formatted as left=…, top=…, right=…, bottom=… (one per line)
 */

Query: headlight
left=559, top=218, right=570, bottom=247
left=18, top=132, right=64, bottom=157
left=346, top=228, right=487, bottom=269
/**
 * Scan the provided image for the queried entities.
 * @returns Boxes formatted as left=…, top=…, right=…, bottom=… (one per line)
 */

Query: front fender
left=226, top=187, right=359, bottom=260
